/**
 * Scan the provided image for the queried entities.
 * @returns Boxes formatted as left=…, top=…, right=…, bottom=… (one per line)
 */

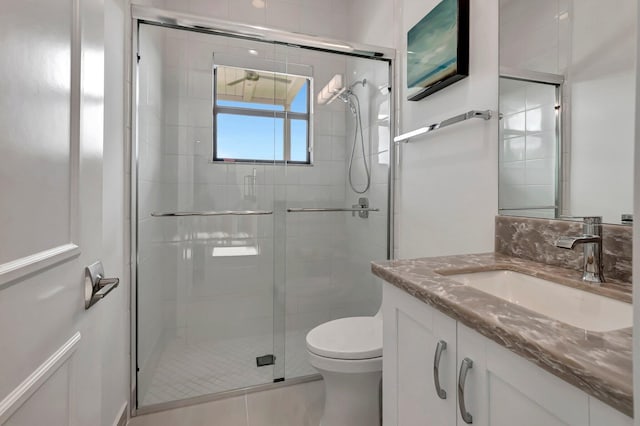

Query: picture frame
left=407, top=0, right=470, bottom=101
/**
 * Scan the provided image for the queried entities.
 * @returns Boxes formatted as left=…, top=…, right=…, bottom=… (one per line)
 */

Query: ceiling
left=216, top=65, right=307, bottom=108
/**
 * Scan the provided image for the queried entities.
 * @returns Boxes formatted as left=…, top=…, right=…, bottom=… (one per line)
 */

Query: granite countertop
left=372, top=252, right=633, bottom=417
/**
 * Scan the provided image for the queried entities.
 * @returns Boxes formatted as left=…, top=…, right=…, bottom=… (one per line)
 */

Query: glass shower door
left=136, top=24, right=280, bottom=407
left=278, top=47, right=391, bottom=380
left=135, top=20, right=393, bottom=409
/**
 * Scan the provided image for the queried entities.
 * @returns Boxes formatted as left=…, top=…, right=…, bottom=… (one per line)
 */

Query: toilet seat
left=306, top=316, right=382, bottom=360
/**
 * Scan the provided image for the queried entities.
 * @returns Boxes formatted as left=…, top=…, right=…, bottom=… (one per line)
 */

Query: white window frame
left=212, top=66, right=313, bottom=164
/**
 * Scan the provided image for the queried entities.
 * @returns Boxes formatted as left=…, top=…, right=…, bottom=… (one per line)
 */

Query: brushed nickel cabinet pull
left=458, top=357, right=473, bottom=424
left=433, top=340, right=447, bottom=399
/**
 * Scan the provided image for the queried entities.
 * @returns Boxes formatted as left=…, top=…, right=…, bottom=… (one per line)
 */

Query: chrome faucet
left=555, top=216, right=605, bottom=284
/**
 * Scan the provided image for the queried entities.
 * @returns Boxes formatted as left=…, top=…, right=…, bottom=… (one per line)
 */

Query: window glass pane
left=217, top=114, right=284, bottom=161
left=214, top=65, right=311, bottom=163
left=289, top=81, right=308, bottom=113
left=290, top=119, right=308, bottom=162
left=217, top=99, right=285, bottom=112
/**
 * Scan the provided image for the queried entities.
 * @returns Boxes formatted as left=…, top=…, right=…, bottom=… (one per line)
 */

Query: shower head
left=338, top=93, right=357, bottom=115
left=337, top=92, right=350, bottom=103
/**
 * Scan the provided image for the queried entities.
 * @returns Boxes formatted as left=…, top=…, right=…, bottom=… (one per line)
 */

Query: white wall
left=136, top=0, right=350, bottom=41
left=499, top=0, right=571, bottom=75
left=569, top=0, right=636, bottom=223
left=350, top=0, right=498, bottom=258
left=347, top=0, right=396, bottom=49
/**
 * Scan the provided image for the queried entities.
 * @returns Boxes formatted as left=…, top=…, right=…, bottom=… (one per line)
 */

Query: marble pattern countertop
left=371, top=252, right=633, bottom=417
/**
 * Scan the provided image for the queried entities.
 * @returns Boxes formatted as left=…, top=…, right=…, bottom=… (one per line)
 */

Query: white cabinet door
left=457, top=324, right=590, bottom=426
left=383, top=284, right=457, bottom=426
left=0, top=1, right=110, bottom=425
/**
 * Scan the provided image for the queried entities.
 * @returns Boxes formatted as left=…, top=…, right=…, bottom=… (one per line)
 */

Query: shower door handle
left=151, top=210, right=273, bottom=217
left=286, top=208, right=379, bottom=212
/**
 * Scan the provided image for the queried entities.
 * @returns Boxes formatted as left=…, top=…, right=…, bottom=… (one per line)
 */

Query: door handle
left=85, top=261, right=119, bottom=309
left=458, top=357, right=473, bottom=424
left=433, top=340, right=447, bottom=399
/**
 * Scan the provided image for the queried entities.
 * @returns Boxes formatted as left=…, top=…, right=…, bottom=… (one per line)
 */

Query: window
left=213, top=65, right=311, bottom=164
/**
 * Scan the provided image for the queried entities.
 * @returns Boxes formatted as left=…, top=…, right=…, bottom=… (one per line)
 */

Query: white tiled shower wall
left=341, top=56, right=391, bottom=317
left=498, top=78, right=557, bottom=218
left=150, top=26, right=359, bottom=340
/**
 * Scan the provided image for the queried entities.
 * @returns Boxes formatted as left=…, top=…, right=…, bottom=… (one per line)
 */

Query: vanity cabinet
left=382, top=283, right=632, bottom=426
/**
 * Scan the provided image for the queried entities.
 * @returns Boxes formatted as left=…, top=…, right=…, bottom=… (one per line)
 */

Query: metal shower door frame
left=129, top=6, right=396, bottom=417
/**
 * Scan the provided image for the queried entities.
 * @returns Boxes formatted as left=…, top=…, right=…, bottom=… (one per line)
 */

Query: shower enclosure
left=498, top=75, right=562, bottom=218
left=131, top=10, right=394, bottom=412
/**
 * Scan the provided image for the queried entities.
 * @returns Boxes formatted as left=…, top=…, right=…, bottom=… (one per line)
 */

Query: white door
left=0, top=0, right=111, bottom=425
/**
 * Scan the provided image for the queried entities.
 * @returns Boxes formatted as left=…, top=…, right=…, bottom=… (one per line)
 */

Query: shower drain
left=256, top=354, right=275, bottom=367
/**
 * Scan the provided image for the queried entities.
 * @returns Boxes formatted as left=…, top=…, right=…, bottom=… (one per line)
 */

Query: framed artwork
left=407, top=0, right=470, bottom=101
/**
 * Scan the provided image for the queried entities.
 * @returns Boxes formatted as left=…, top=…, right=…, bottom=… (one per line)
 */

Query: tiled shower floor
left=140, top=331, right=317, bottom=406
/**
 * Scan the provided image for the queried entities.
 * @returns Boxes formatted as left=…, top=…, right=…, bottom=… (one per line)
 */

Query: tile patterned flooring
left=130, top=380, right=324, bottom=426
left=140, top=331, right=317, bottom=407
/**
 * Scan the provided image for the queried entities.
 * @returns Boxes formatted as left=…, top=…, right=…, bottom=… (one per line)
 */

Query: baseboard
left=113, top=402, right=128, bottom=426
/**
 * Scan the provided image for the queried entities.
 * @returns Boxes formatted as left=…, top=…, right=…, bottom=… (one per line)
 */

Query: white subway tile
left=501, top=136, right=525, bottom=162
left=525, top=132, right=555, bottom=160
left=525, top=158, right=555, bottom=185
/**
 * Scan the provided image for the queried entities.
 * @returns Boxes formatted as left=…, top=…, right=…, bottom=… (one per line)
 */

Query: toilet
left=306, top=315, right=382, bottom=426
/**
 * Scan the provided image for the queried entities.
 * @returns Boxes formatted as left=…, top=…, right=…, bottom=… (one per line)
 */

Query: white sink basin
left=446, top=270, right=632, bottom=332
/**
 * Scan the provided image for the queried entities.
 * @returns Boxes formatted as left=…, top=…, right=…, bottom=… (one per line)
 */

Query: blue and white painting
left=407, top=0, right=461, bottom=92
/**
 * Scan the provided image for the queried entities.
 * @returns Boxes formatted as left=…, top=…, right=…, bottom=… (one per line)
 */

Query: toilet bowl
left=306, top=316, right=382, bottom=426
